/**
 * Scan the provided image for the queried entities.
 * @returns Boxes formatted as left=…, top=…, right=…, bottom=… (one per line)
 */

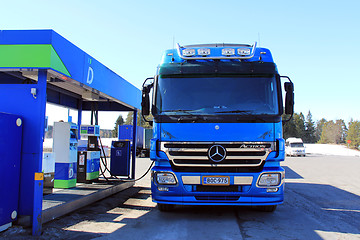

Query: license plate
left=202, top=176, right=230, bottom=186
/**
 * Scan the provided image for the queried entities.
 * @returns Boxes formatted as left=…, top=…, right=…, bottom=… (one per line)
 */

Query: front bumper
left=151, top=166, right=285, bottom=206
left=289, top=151, right=306, bottom=156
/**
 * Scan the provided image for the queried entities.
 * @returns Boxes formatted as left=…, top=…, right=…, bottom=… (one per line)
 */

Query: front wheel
left=157, top=203, right=175, bottom=212
left=256, top=205, right=277, bottom=212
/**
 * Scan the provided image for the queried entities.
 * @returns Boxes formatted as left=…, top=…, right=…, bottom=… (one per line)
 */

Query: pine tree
left=315, top=118, right=327, bottom=142
left=112, top=115, right=125, bottom=137
left=124, top=112, right=133, bottom=125
left=304, top=111, right=316, bottom=143
left=347, top=120, right=360, bottom=149
left=293, top=112, right=306, bottom=139
left=335, top=119, right=347, bottom=144
left=124, top=111, right=152, bottom=128
left=283, top=112, right=306, bottom=140
left=282, top=114, right=298, bottom=140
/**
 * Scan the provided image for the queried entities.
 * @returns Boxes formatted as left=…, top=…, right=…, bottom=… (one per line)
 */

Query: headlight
left=258, top=173, right=280, bottom=186
left=156, top=172, right=177, bottom=185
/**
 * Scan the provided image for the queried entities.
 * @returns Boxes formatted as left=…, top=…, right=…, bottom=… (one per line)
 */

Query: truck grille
left=161, top=142, right=274, bottom=168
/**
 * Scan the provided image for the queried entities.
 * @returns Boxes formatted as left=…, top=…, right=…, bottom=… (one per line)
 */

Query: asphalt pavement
left=1, top=154, right=360, bottom=240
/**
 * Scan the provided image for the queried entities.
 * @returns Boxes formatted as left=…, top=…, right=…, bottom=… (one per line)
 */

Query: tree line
left=45, top=111, right=360, bottom=149
left=283, top=111, right=360, bottom=149
left=111, top=110, right=360, bottom=149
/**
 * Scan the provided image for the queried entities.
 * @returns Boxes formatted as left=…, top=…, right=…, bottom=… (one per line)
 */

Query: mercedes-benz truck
left=141, top=43, right=294, bottom=212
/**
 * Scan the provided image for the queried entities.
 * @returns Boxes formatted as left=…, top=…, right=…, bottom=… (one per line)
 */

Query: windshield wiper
left=215, top=110, right=252, bottom=114
left=162, top=109, right=195, bottom=115
left=178, top=116, right=200, bottom=122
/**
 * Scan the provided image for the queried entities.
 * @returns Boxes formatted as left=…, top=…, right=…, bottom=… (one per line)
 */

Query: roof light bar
left=177, top=42, right=257, bottom=60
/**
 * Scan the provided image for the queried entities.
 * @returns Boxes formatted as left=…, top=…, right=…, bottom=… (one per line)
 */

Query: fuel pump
left=53, top=122, right=78, bottom=188
left=77, top=125, right=101, bottom=183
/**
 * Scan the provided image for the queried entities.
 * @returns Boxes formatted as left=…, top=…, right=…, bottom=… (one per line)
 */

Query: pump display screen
left=155, top=75, right=280, bottom=117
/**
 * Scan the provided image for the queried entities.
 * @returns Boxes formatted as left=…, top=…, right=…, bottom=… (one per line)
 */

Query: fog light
left=267, top=188, right=278, bottom=193
left=258, top=173, right=280, bottom=186
left=158, top=187, right=169, bottom=191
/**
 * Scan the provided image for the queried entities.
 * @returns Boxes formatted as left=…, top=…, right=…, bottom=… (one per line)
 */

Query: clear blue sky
left=1, top=0, right=359, bottom=128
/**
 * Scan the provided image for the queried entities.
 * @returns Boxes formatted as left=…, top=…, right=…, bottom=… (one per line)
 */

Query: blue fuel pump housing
left=110, top=141, right=131, bottom=176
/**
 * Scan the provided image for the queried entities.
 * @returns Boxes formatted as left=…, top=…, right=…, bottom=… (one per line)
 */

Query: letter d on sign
left=87, top=66, right=94, bottom=84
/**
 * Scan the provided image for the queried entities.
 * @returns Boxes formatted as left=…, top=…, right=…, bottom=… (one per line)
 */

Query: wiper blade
left=162, top=109, right=195, bottom=115
left=215, top=110, right=252, bottom=114
left=178, top=116, right=200, bottom=122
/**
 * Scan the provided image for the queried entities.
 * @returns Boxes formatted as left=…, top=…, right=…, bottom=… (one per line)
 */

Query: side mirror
left=141, top=77, right=154, bottom=117
left=141, top=87, right=150, bottom=116
left=284, top=82, right=294, bottom=115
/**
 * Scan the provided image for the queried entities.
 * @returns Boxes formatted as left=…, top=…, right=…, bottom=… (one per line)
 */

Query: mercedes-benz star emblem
left=208, top=145, right=226, bottom=162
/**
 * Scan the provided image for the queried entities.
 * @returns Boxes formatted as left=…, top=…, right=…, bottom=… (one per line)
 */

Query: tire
left=257, top=205, right=277, bottom=212
left=157, top=203, right=175, bottom=212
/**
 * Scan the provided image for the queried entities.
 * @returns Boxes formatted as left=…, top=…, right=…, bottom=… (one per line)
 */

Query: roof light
left=198, top=48, right=210, bottom=56
left=222, top=48, right=235, bottom=56
left=182, top=48, right=195, bottom=57
left=238, top=48, right=251, bottom=55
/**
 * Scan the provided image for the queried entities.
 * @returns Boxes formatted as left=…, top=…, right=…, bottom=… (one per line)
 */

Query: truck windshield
left=155, top=75, right=280, bottom=116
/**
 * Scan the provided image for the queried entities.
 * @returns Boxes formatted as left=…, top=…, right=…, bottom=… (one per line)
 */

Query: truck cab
left=141, top=43, right=294, bottom=212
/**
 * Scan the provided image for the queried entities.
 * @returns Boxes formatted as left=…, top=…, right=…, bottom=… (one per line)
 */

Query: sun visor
left=159, top=62, right=277, bottom=77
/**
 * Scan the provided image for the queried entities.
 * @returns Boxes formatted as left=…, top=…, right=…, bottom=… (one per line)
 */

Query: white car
left=285, top=138, right=306, bottom=157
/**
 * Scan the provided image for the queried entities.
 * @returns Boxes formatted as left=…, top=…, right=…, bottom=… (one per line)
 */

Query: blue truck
left=141, top=43, right=294, bottom=212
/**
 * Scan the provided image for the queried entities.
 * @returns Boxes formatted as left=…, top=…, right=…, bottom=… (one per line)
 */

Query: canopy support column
left=131, top=110, right=137, bottom=179
left=31, top=69, right=47, bottom=236
left=77, top=99, right=83, bottom=139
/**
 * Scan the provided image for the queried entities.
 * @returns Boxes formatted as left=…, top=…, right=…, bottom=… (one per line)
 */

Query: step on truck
left=141, top=42, right=294, bottom=212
